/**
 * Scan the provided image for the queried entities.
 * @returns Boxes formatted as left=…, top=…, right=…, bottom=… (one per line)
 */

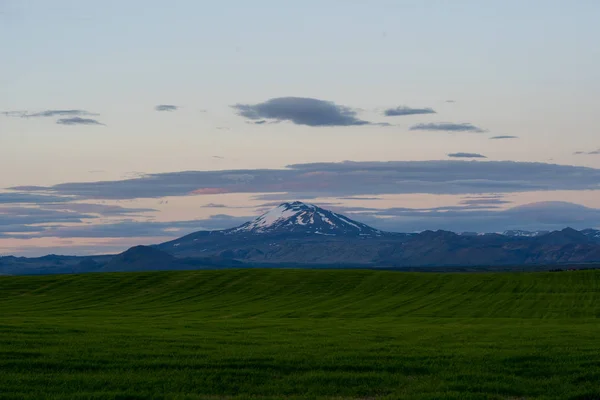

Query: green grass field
left=2, top=269, right=600, bottom=400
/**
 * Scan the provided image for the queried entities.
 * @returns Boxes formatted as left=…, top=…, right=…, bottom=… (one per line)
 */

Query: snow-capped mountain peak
left=231, top=201, right=382, bottom=237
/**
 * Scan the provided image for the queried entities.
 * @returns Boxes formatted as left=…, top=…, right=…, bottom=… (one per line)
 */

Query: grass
left=1, top=269, right=600, bottom=399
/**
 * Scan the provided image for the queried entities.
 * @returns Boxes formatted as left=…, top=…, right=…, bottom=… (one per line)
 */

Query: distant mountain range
left=2, top=201, right=600, bottom=275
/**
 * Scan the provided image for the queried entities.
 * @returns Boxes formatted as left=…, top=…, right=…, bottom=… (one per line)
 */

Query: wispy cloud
left=2, top=109, right=99, bottom=119
left=155, top=104, right=178, bottom=112
left=410, top=122, right=487, bottom=133
left=0, top=193, right=73, bottom=204
left=448, top=152, right=487, bottom=158
left=1, top=111, right=27, bottom=117
left=232, top=97, right=373, bottom=126
left=383, top=106, right=436, bottom=117
left=25, top=110, right=98, bottom=118
left=6, top=215, right=251, bottom=239
left=202, top=203, right=228, bottom=208
left=574, top=149, right=600, bottom=155
left=56, top=117, right=104, bottom=126
left=490, top=135, right=518, bottom=140
left=0, top=206, right=95, bottom=228
left=459, top=197, right=511, bottom=206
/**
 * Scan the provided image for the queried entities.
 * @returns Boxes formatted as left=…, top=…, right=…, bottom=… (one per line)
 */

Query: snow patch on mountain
left=231, top=201, right=383, bottom=237
left=501, top=230, right=549, bottom=237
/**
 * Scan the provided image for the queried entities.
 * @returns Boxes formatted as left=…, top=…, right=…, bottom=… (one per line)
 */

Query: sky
left=1, top=0, right=599, bottom=256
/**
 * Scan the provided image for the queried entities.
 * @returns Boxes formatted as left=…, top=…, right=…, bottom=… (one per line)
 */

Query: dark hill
left=102, top=246, right=184, bottom=272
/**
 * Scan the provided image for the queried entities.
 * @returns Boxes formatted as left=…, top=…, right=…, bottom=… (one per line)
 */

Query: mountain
left=230, top=201, right=383, bottom=237
left=101, top=246, right=184, bottom=272
left=156, top=201, right=398, bottom=260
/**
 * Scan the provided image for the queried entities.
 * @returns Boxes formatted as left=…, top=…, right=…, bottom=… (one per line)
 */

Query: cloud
left=0, top=206, right=95, bottom=228
left=338, top=196, right=382, bottom=200
left=2, top=110, right=99, bottom=118
left=202, top=203, right=228, bottom=208
left=490, top=135, right=518, bottom=140
left=333, top=201, right=600, bottom=233
left=24, top=110, right=98, bottom=118
left=190, top=188, right=231, bottom=195
left=56, top=117, right=104, bottom=126
left=383, top=106, right=436, bottom=117
left=17, top=161, right=600, bottom=199
left=459, top=197, right=511, bottom=206
left=42, top=203, right=155, bottom=216
left=0, top=201, right=155, bottom=238
left=410, top=122, right=487, bottom=133
left=155, top=104, right=178, bottom=112
left=231, top=97, right=372, bottom=127
left=12, top=160, right=600, bottom=200
left=9, top=215, right=252, bottom=239
left=0, top=192, right=73, bottom=204
left=574, top=149, right=600, bottom=155
left=1, top=111, right=28, bottom=117
left=448, top=152, right=487, bottom=158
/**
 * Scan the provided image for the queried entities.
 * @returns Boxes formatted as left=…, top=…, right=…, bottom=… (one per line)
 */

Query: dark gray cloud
left=410, top=122, right=487, bottom=133
left=383, top=106, right=436, bottom=117
left=56, top=117, right=104, bottom=126
left=155, top=104, right=178, bottom=112
left=490, top=135, right=518, bottom=140
left=11, top=160, right=600, bottom=200
left=574, top=149, right=600, bottom=155
left=448, top=152, right=487, bottom=158
left=232, top=97, right=372, bottom=127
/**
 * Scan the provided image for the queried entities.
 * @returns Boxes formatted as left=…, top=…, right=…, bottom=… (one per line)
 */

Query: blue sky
left=1, top=0, right=599, bottom=255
